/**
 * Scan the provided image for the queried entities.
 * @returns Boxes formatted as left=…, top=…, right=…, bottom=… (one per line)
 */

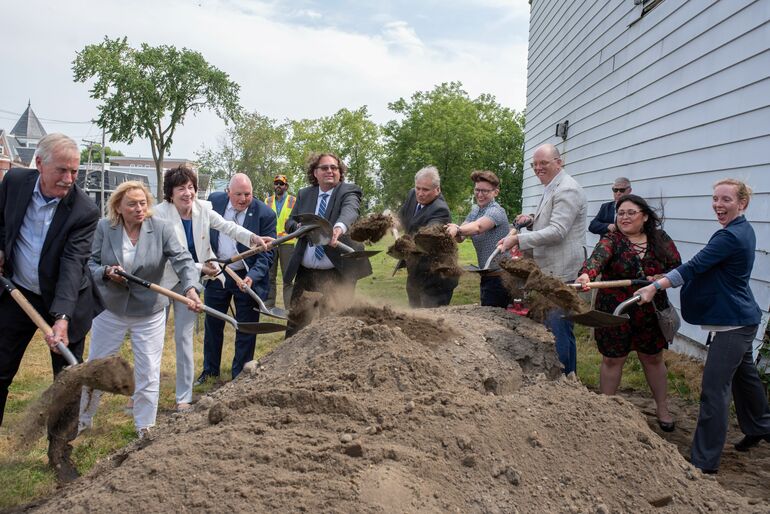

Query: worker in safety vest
left=264, top=174, right=296, bottom=308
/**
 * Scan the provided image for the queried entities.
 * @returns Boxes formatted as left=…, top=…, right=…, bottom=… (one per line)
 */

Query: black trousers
left=285, top=266, right=355, bottom=337
left=0, top=284, right=84, bottom=445
left=405, top=256, right=458, bottom=308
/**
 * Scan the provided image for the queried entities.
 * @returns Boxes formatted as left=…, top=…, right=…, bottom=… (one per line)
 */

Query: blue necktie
left=415, top=203, right=423, bottom=215
left=314, top=193, right=329, bottom=260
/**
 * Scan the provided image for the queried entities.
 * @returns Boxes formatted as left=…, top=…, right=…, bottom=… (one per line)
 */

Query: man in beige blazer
left=498, top=143, right=587, bottom=374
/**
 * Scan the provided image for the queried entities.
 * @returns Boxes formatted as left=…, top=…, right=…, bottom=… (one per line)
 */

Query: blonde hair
left=107, top=181, right=154, bottom=226
left=714, top=178, right=752, bottom=209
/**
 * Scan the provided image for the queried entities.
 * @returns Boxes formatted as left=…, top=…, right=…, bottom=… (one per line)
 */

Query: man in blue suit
left=588, top=177, right=632, bottom=236
left=197, top=173, right=276, bottom=383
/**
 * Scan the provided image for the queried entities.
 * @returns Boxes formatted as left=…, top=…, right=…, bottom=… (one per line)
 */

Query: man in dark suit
left=397, top=166, right=458, bottom=307
left=0, top=133, right=102, bottom=481
left=589, top=177, right=632, bottom=236
left=198, top=173, right=276, bottom=383
left=283, top=153, right=372, bottom=336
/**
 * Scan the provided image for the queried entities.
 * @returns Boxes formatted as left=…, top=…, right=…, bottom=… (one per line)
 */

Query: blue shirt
left=275, top=194, right=287, bottom=215
left=12, top=177, right=62, bottom=294
left=181, top=218, right=199, bottom=263
left=463, top=200, right=510, bottom=270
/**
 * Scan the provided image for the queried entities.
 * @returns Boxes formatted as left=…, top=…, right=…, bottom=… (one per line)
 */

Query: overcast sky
left=1, top=0, right=530, bottom=160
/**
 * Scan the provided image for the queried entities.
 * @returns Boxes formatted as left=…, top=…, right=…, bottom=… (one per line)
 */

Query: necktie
left=416, top=203, right=423, bottom=214
left=314, top=193, right=329, bottom=260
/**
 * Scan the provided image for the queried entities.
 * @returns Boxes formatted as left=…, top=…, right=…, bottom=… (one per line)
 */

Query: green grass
left=0, top=233, right=701, bottom=509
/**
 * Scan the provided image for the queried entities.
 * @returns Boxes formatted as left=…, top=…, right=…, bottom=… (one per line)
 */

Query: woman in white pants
left=79, top=181, right=202, bottom=438
left=153, top=166, right=270, bottom=411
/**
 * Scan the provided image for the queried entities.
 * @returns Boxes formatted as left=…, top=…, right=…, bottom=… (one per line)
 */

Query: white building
left=523, top=0, right=770, bottom=357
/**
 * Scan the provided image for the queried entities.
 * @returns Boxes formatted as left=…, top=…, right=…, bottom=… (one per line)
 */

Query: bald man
left=198, top=174, right=276, bottom=383
left=498, top=144, right=587, bottom=375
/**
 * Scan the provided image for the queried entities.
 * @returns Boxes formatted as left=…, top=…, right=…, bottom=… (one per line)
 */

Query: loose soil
left=350, top=214, right=393, bottom=244
left=413, top=225, right=463, bottom=278
left=17, top=305, right=767, bottom=513
left=14, top=356, right=134, bottom=450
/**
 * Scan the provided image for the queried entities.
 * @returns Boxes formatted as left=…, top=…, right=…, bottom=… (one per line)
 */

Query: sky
left=1, top=0, right=530, bottom=160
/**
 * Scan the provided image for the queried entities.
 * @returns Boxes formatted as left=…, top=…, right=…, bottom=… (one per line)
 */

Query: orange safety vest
left=265, top=194, right=296, bottom=240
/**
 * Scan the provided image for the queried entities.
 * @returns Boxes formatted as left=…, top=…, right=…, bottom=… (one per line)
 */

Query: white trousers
left=172, top=299, right=197, bottom=404
left=79, top=309, right=166, bottom=430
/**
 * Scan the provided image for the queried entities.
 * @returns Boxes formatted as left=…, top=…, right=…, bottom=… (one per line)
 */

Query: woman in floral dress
left=576, top=194, right=681, bottom=431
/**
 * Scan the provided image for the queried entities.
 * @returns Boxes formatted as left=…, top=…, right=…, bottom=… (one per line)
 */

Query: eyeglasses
left=316, top=164, right=339, bottom=172
left=616, top=209, right=640, bottom=218
left=612, top=187, right=628, bottom=193
left=474, top=188, right=496, bottom=195
left=529, top=158, right=559, bottom=169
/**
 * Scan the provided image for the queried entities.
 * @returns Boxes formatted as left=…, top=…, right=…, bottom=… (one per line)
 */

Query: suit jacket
left=518, top=171, right=587, bottom=282
left=397, top=189, right=452, bottom=235
left=588, top=200, right=615, bottom=235
left=284, top=182, right=372, bottom=284
left=89, top=217, right=201, bottom=317
left=154, top=199, right=255, bottom=289
left=207, top=192, right=276, bottom=299
left=0, top=168, right=102, bottom=341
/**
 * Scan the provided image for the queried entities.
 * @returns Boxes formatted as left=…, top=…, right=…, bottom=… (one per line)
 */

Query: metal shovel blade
left=244, top=287, right=289, bottom=321
left=292, top=213, right=333, bottom=246
left=235, top=321, right=287, bottom=334
left=565, top=294, right=642, bottom=328
left=336, top=241, right=381, bottom=259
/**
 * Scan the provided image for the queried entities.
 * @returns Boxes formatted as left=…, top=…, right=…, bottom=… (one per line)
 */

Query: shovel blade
left=236, top=322, right=287, bottom=334
left=341, top=250, right=381, bottom=259
left=565, top=310, right=630, bottom=328
left=253, top=306, right=289, bottom=321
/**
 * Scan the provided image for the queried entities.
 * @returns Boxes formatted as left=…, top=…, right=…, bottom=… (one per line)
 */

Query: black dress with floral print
left=579, top=230, right=681, bottom=358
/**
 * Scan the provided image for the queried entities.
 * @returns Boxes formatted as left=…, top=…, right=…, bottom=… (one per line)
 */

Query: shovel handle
left=0, top=276, right=78, bottom=366
left=221, top=265, right=270, bottom=310
left=568, top=279, right=651, bottom=289
left=215, top=225, right=315, bottom=265
left=482, top=247, right=502, bottom=270
left=115, top=270, right=190, bottom=304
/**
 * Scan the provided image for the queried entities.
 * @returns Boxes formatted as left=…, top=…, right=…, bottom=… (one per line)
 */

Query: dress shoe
left=699, top=468, right=718, bottom=475
left=734, top=433, right=770, bottom=452
left=194, top=372, right=217, bottom=386
left=657, top=419, right=676, bottom=432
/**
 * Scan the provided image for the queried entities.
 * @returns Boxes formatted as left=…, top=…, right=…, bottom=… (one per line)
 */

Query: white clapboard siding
left=524, top=0, right=770, bottom=356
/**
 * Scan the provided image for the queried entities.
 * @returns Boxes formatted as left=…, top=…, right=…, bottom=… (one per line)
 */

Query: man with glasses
left=283, top=153, right=372, bottom=336
left=264, top=174, right=296, bottom=309
left=0, top=133, right=102, bottom=481
left=197, top=173, right=276, bottom=385
left=589, top=177, right=632, bottom=236
left=397, top=165, right=457, bottom=308
left=497, top=144, right=587, bottom=375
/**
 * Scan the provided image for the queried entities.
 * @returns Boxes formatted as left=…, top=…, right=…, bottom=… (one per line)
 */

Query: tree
left=73, top=36, right=241, bottom=200
left=380, top=82, right=525, bottom=217
left=80, top=145, right=123, bottom=164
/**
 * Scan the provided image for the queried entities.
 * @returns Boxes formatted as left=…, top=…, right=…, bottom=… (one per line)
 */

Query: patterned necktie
left=314, top=193, right=329, bottom=260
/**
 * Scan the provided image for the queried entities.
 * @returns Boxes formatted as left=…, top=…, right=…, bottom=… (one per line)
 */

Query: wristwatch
left=652, top=281, right=662, bottom=291
left=53, top=313, right=71, bottom=322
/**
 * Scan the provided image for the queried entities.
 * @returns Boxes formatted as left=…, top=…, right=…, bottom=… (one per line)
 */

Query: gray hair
left=35, top=133, right=79, bottom=164
left=613, top=177, right=631, bottom=187
left=414, top=166, right=441, bottom=188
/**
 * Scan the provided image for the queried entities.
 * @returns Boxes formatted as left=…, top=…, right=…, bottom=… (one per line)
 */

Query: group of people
left=0, top=134, right=768, bottom=482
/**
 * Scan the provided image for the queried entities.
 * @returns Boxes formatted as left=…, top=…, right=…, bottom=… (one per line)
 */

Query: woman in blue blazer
left=637, top=178, right=770, bottom=474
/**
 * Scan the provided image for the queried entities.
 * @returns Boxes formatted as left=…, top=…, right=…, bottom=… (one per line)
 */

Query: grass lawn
left=0, top=234, right=701, bottom=509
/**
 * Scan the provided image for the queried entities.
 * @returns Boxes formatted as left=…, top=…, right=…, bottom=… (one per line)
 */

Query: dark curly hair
left=304, top=153, right=347, bottom=186
left=163, top=165, right=198, bottom=202
left=615, top=194, right=666, bottom=259
left=470, top=169, right=500, bottom=188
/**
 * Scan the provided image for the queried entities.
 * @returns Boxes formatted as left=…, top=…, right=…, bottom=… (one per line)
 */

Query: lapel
left=41, top=186, right=75, bottom=258
left=109, top=222, right=125, bottom=268
left=164, top=202, right=188, bottom=256
left=243, top=200, right=256, bottom=231
left=191, top=200, right=206, bottom=262
left=131, top=218, right=156, bottom=273
left=7, top=171, right=38, bottom=248
left=535, top=172, right=564, bottom=219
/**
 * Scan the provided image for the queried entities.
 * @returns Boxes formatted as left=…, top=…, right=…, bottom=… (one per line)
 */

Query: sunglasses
left=612, top=187, right=628, bottom=193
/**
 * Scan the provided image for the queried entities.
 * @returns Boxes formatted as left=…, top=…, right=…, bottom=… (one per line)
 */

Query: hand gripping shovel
left=220, top=265, right=288, bottom=321
left=206, top=214, right=334, bottom=266
left=0, top=275, right=78, bottom=365
left=390, top=227, right=407, bottom=277
left=465, top=222, right=524, bottom=275
left=115, top=270, right=286, bottom=334
left=566, top=293, right=644, bottom=328
left=293, top=213, right=381, bottom=259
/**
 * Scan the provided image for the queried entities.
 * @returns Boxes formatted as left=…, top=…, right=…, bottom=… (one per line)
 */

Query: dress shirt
left=301, top=187, right=348, bottom=269
left=12, top=178, right=61, bottom=294
left=215, top=202, right=247, bottom=271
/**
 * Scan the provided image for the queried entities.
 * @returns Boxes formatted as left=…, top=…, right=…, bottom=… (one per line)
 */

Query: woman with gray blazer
left=79, top=181, right=202, bottom=439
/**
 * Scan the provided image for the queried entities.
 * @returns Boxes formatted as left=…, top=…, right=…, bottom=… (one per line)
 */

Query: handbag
left=654, top=297, right=681, bottom=343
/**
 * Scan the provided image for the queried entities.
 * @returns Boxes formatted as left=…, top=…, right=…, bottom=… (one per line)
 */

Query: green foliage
left=380, top=82, right=525, bottom=216
left=73, top=36, right=241, bottom=200
left=79, top=145, right=123, bottom=164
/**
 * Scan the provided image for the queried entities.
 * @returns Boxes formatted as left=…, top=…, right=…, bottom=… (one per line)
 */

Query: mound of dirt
left=22, top=305, right=764, bottom=513
left=350, top=214, right=393, bottom=244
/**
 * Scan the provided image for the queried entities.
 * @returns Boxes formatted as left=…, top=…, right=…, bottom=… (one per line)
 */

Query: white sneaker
left=137, top=427, right=152, bottom=441
left=176, top=402, right=193, bottom=412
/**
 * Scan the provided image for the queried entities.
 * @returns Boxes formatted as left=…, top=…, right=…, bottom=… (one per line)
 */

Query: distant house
left=9, top=101, right=46, bottom=167
left=108, top=156, right=203, bottom=198
left=523, top=0, right=770, bottom=357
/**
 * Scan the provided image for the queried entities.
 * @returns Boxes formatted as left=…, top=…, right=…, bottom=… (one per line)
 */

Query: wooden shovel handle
left=115, top=270, right=190, bottom=304
left=221, top=265, right=245, bottom=286
left=568, top=279, right=650, bottom=289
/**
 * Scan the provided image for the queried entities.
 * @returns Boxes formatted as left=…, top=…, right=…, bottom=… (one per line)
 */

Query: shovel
left=566, top=294, right=643, bottom=328
left=207, top=214, right=333, bottom=266
left=294, top=213, right=381, bottom=259
left=0, top=275, right=78, bottom=365
left=390, top=227, right=407, bottom=277
left=465, top=222, right=524, bottom=274
left=220, top=265, right=288, bottom=321
left=115, top=270, right=286, bottom=334
left=566, top=279, right=651, bottom=289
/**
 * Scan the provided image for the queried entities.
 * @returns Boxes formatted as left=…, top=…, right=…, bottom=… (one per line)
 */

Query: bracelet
left=653, top=281, right=662, bottom=291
